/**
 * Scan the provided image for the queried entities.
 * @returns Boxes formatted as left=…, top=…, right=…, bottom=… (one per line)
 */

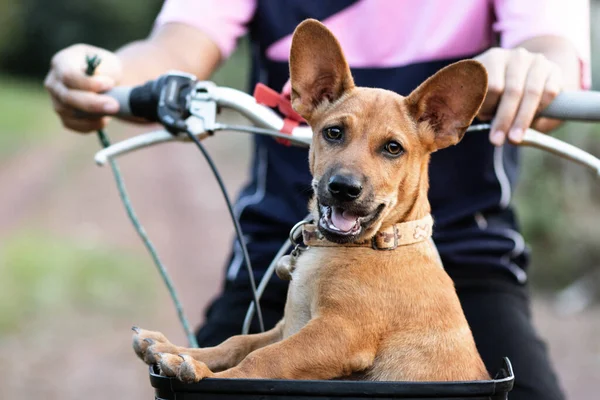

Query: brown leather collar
left=301, top=214, right=434, bottom=250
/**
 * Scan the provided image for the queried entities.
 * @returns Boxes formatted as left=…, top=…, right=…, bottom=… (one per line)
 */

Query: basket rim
left=149, top=357, right=514, bottom=397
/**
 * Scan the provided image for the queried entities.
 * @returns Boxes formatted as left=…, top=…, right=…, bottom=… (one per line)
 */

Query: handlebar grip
left=129, top=81, right=160, bottom=121
left=104, top=81, right=159, bottom=121
left=104, top=73, right=195, bottom=130
left=539, top=91, right=600, bottom=121
left=104, top=86, right=132, bottom=117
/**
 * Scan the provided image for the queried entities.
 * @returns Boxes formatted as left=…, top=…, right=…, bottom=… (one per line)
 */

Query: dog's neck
left=391, top=161, right=433, bottom=225
left=399, top=187, right=432, bottom=223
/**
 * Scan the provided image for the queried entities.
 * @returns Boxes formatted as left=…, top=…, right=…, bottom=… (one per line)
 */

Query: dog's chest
left=282, top=251, right=323, bottom=338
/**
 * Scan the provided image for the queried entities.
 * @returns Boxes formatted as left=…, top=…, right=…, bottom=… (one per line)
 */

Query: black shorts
left=196, top=262, right=564, bottom=400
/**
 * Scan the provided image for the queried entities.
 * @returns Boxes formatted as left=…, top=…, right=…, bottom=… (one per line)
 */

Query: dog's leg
left=133, top=320, right=284, bottom=372
left=169, top=317, right=375, bottom=383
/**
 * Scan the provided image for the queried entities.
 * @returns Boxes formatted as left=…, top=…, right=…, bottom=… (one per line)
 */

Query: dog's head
left=289, top=19, right=488, bottom=244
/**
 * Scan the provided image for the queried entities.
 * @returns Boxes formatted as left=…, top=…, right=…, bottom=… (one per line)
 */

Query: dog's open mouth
left=318, top=203, right=384, bottom=242
left=321, top=205, right=361, bottom=234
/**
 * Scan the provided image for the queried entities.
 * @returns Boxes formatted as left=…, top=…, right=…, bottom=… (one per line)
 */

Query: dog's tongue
left=331, top=207, right=359, bottom=232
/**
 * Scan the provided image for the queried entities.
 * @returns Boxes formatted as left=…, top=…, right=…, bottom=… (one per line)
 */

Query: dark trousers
left=196, top=265, right=565, bottom=400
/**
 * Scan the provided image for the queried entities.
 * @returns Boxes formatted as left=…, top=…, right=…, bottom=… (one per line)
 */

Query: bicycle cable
left=242, top=238, right=291, bottom=334
left=241, top=213, right=313, bottom=334
left=215, top=124, right=310, bottom=147
left=184, top=128, right=265, bottom=333
left=86, top=55, right=199, bottom=348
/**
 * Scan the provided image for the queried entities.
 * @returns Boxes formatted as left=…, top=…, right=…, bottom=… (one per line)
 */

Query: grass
left=0, top=231, right=154, bottom=334
left=0, top=75, right=56, bottom=155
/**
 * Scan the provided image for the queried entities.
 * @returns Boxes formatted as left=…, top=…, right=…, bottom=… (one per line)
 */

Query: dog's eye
left=384, top=141, right=404, bottom=156
left=322, top=126, right=344, bottom=142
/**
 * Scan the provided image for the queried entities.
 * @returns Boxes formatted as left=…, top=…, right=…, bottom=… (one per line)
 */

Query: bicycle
left=94, top=70, right=600, bottom=400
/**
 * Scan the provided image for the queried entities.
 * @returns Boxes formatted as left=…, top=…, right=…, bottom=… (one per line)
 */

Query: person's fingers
left=46, top=71, right=116, bottom=132
left=49, top=93, right=72, bottom=116
left=538, top=65, right=563, bottom=112
left=479, top=51, right=506, bottom=146
left=43, top=70, right=60, bottom=97
left=50, top=76, right=119, bottom=114
left=45, top=44, right=123, bottom=134
left=477, top=49, right=506, bottom=121
left=490, top=49, right=534, bottom=146
left=58, top=65, right=115, bottom=92
left=530, top=66, right=563, bottom=133
left=50, top=43, right=122, bottom=85
left=507, top=54, right=552, bottom=143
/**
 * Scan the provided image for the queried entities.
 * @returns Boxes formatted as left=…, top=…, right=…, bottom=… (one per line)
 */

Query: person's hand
left=44, top=44, right=123, bottom=133
left=474, top=47, right=563, bottom=146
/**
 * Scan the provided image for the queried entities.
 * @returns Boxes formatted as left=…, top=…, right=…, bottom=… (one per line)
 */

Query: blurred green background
left=0, top=1, right=598, bottom=399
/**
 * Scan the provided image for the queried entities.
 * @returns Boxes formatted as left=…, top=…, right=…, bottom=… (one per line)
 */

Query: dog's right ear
left=289, top=19, right=355, bottom=121
left=406, top=60, right=488, bottom=151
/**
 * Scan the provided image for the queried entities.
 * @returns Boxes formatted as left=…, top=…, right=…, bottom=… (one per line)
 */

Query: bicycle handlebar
left=107, top=79, right=600, bottom=123
left=95, top=74, right=600, bottom=177
left=539, top=91, right=600, bottom=121
left=105, top=86, right=134, bottom=117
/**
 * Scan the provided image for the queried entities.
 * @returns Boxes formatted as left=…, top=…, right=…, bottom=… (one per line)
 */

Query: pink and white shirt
left=155, top=0, right=591, bottom=88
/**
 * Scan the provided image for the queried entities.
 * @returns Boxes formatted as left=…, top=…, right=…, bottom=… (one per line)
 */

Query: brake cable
left=183, top=128, right=265, bottom=332
left=85, top=56, right=199, bottom=347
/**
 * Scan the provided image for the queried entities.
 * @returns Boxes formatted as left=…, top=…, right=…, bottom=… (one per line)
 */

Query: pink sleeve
left=154, top=0, right=256, bottom=59
left=493, top=0, right=591, bottom=89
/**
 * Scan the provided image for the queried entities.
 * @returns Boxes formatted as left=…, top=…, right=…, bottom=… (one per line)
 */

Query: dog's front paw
left=157, top=353, right=213, bottom=383
left=131, top=326, right=179, bottom=364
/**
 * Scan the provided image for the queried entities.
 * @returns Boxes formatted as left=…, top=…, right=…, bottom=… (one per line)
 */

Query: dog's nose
left=328, top=175, right=363, bottom=201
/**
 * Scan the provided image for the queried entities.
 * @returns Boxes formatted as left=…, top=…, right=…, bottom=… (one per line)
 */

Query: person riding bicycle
left=44, top=1, right=590, bottom=399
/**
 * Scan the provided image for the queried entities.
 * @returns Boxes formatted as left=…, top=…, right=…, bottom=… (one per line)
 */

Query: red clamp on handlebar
left=254, top=83, right=305, bottom=146
left=278, top=118, right=300, bottom=146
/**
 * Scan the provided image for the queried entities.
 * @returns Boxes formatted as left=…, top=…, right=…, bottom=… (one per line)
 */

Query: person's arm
left=475, top=0, right=590, bottom=146
left=116, top=23, right=222, bottom=86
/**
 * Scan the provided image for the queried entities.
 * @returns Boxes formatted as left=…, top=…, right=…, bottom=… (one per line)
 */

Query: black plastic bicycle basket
left=149, top=357, right=513, bottom=400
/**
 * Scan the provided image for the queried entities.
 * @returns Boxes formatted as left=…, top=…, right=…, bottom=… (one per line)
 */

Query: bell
left=276, top=254, right=295, bottom=281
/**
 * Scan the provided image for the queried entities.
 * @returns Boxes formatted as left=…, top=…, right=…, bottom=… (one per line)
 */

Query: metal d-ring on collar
left=289, top=219, right=313, bottom=260
left=289, top=220, right=311, bottom=251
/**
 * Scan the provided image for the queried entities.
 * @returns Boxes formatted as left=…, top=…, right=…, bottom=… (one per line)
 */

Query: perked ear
left=289, top=19, right=355, bottom=120
left=406, top=60, right=488, bottom=151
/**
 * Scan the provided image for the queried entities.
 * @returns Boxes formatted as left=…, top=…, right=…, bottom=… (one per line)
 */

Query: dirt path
left=0, top=122, right=597, bottom=399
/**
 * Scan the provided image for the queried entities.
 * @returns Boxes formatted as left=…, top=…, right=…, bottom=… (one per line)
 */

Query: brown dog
left=132, top=19, right=490, bottom=383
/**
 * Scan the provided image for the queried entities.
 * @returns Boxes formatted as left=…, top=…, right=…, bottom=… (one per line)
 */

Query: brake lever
left=95, top=81, right=219, bottom=165
left=95, top=129, right=175, bottom=165
left=95, top=82, right=312, bottom=165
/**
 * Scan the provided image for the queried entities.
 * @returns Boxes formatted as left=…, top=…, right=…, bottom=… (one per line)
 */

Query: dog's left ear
left=289, top=19, right=355, bottom=121
left=406, top=60, right=488, bottom=151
